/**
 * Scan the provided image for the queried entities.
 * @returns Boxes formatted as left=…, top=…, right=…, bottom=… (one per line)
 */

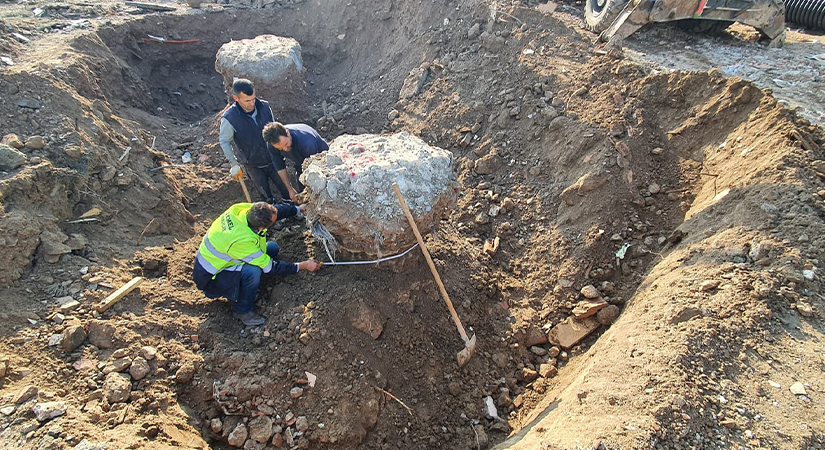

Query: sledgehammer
left=392, top=183, right=477, bottom=367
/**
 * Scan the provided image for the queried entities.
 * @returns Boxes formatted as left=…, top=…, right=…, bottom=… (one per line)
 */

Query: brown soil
left=0, top=1, right=824, bottom=449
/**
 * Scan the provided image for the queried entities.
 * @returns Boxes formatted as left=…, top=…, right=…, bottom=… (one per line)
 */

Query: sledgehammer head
left=456, top=334, right=477, bottom=367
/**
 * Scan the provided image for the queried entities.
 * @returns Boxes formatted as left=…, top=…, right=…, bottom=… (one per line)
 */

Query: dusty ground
left=0, top=0, right=824, bottom=449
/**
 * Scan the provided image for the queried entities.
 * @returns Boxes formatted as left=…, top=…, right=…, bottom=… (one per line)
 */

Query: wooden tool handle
left=239, top=177, right=252, bottom=203
left=393, top=183, right=470, bottom=343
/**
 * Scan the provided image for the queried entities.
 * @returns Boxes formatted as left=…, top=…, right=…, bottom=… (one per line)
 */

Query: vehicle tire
left=675, top=19, right=734, bottom=35
left=585, top=0, right=629, bottom=33
left=785, top=0, right=825, bottom=30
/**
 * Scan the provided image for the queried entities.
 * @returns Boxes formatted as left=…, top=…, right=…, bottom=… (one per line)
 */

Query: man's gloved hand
left=230, top=165, right=243, bottom=181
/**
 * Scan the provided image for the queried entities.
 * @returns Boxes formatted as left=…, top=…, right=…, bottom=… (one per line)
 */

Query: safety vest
left=196, top=203, right=273, bottom=277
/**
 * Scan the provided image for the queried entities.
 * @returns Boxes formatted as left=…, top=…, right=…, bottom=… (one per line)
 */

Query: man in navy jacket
left=219, top=79, right=291, bottom=203
left=262, top=122, right=329, bottom=202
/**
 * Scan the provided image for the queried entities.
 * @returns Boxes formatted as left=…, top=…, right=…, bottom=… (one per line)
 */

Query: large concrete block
left=215, top=35, right=305, bottom=118
left=303, top=132, right=457, bottom=258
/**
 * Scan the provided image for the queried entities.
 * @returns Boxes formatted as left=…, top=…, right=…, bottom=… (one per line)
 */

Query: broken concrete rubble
left=303, top=132, right=457, bottom=257
left=215, top=35, right=305, bottom=117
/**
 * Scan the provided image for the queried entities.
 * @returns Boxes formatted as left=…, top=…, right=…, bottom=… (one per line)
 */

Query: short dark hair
left=232, top=79, right=255, bottom=97
left=262, top=122, right=289, bottom=145
left=246, top=202, right=277, bottom=229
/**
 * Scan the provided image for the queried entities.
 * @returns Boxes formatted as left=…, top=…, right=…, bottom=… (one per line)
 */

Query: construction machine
left=585, top=0, right=787, bottom=47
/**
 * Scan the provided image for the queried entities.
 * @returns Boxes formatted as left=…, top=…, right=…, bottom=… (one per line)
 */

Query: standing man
left=192, top=201, right=321, bottom=326
left=219, top=79, right=291, bottom=204
left=262, top=122, right=329, bottom=202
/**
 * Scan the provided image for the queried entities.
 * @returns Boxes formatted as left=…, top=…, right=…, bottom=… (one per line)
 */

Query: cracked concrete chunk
left=303, top=132, right=456, bottom=257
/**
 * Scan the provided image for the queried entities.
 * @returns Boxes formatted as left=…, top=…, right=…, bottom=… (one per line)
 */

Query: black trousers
left=245, top=163, right=289, bottom=203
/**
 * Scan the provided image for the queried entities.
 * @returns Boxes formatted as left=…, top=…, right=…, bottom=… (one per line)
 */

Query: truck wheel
left=585, top=0, right=628, bottom=33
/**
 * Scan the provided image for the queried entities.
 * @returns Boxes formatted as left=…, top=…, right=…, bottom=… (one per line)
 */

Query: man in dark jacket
left=192, top=202, right=321, bottom=326
left=262, top=122, right=329, bottom=202
left=219, top=79, right=291, bottom=203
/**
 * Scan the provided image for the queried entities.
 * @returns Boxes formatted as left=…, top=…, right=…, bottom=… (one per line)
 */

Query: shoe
left=232, top=311, right=266, bottom=326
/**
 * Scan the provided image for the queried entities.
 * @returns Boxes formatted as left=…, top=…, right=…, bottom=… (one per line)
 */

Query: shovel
left=392, top=183, right=477, bottom=366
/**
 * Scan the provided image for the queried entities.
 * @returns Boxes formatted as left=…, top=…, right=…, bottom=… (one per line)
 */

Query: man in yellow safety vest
left=192, top=202, right=321, bottom=326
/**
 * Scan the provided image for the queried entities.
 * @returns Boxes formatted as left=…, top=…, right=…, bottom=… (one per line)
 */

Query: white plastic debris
left=483, top=396, right=502, bottom=421
left=305, top=371, right=317, bottom=388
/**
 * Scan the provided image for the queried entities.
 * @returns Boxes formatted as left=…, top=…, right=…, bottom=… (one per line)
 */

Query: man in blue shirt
left=262, top=122, right=329, bottom=202
left=219, top=79, right=291, bottom=204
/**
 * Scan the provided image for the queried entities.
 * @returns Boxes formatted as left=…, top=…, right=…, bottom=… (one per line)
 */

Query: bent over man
left=193, top=202, right=321, bottom=326
left=262, top=122, right=329, bottom=202
left=219, top=79, right=291, bottom=203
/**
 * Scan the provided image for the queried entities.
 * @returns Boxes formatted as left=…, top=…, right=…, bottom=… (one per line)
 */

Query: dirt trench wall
left=496, top=81, right=825, bottom=449
left=0, top=36, right=194, bottom=286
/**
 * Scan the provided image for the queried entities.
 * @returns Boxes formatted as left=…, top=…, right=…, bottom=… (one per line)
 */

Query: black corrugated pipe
left=785, top=0, right=825, bottom=30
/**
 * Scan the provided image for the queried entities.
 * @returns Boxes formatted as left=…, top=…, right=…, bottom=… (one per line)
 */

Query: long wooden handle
left=393, top=183, right=470, bottom=343
left=239, top=177, right=252, bottom=203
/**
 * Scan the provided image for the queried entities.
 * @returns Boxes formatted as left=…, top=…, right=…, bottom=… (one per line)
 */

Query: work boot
left=232, top=311, right=266, bottom=326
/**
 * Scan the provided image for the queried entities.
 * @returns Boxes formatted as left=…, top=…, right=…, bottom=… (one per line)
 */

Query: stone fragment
left=525, top=326, right=548, bottom=347
left=295, top=416, right=308, bottom=432
left=483, top=237, right=500, bottom=255
left=790, top=382, right=807, bottom=396
left=521, top=367, right=539, bottom=382
left=13, top=385, right=38, bottom=404
left=547, top=317, right=600, bottom=349
left=302, top=132, right=456, bottom=257
left=24, top=135, right=46, bottom=150
left=472, top=424, right=488, bottom=448
left=139, top=346, right=157, bottom=360
left=700, top=280, right=720, bottom=291
left=580, top=285, right=601, bottom=299
left=539, top=364, right=557, bottom=378
left=529, top=346, right=547, bottom=356
left=399, top=65, right=429, bottom=99
left=387, top=109, right=399, bottom=122
left=0, top=143, right=27, bottom=170
left=174, top=363, right=195, bottom=384
left=349, top=302, right=384, bottom=339
left=248, top=415, right=273, bottom=442
left=572, top=298, right=608, bottom=319
left=0, top=358, right=7, bottom=377
left=596, top=305, right=620, bottom=325
left=2, top=133, right=24, bottom=148
left=547, top=346, right=560, bottom=358
left=64, top=145, right=83, bottom=159
left=61, top=325, right=87, bottom=353
left=103, top=357, right=132, bottom=374
left=215, top=35, right=305, bottom=118
left=129, top=356, right=151, bottom=380
left=103, top=372, right=131, bottom=404
left=669, top=307, right=701, bottom=324
left=560, top=172, right=608, bottom=205
left=468, top=23, right=481, bottom=39
left=211, top=418, right=223, bottom=434
left=32, top=401, right=67, bottom=422
left=87, top=320, right=115, bottom=349
left=227, top=423, right=248, bottom=447
left=38, top=230, right=71, bottom=263
left=290, top=387, right=303, bottom=399
left=648, top=183, right=661, bottom=194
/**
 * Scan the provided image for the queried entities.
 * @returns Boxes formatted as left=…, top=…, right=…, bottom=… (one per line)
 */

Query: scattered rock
left=0, top=143, right=27, bottom=170
left=474, top=152, right=500, bottom=175
left=24, top=135, right=46, bottom=150
left=248, top=415, right=274, bottom=443
left=547, top=346, right=560, bottom=358
left=295, top=416, right=309, bottom=432
left=129, top=356, right=151, bottom=381
left=548, top=115, right=571, bottom=132
left=139, top=346, right=157, bottom=360
left=13, top=385, right=38, bottom=404
left=468, top=23, right=481, bottom=40
left=87, top=320, right=115, bottom=349
left=596, top=305, right=620, bottom=325
left=2, top=133, right=24, bottom=149
left=525, top=326, right=549, bottom=347
left=64, top=145, right=84, bottom=159
left=103, top=372, right=131, bottom=404
left=491, top=353, right=509, bottom=368
left=572, top=298, right=608, bottom=319
left=349, top=302, right=384, bottom=339
left=174, top=363, right=195, bottom=384
left=521, top=367, right=539, bottom=382
left=61, top=325, right=86, bottom=353
left=580, top=285, right=601, bottom=299
left=211, top=418, right=223, bottom=434
left=648, top=183, right=661, bottom=195
left=669, top=307, right=702, bottom=324
left=700, top=280, right=720, bottom=291
left=387, top=109, right=399, bottom=122
left=32, top=401, right=67, bottom=422
left=790, top=382, right=807, bottom=396
left=290, top=387, right=303, bottom=399
left=472, top=424, right=488, bottom=448
left=797, top=302, right=814, bottom=317
left=547, top=317, right=600, bottom=349
left=560, top=172, right=609, bottom=205
left=227, top=423, right=248, bottom=448
left=529, top=346, right=548, bottom=356
left=539, top=364, right=557, bottom=378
